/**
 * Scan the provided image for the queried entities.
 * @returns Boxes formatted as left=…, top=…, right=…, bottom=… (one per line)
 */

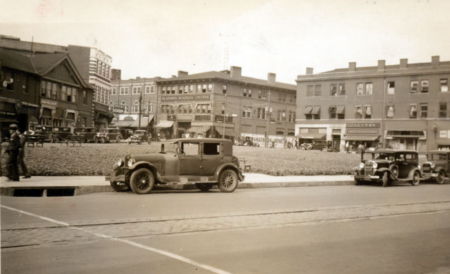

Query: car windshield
left=374, top=153, right=395, bottom=160
left=427, top=154, right=447, bottom=161
left=164, top=142, right=179, bottom=153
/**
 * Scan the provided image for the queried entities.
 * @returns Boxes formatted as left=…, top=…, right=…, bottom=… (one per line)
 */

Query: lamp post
left=265, top=91, right=272, bottom=148
left=222, top=94, right=227, bottom=139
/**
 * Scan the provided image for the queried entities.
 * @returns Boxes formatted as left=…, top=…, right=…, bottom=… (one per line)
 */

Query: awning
left=343, top=135, right=379, bottom=141
left=295, top=133, right=326, bottom=139
left=312, top=106, right=321, bottom=115
left=337, top=106, right=345, bottom=114
left=155, top=120, right=174, bottom=128
left=110, top=120, right=133, bottom=127
left=385, top=130, right=426, bottom=139
left=215, top=127, right=236, bottom=136
left=130, top=115, right=154, bottom=128
left=304, top=107, right=312, bottom=114
left=188, top=126, right=210, bottom=134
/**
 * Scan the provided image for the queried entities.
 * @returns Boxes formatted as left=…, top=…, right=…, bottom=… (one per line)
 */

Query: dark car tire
left=110, top=181, right=131, bottom=192
left=354, top=171, right=361, bottom=186
left=196, top=183, right=213, bottom=192
left=411, top=171, right=420, bottom=186
left=100, top=138, right=105, bottom=144
left=116, top=136, right=122, bottom=143
left=389, top=164, right=399, bottom=180
left=382, top=172, right=389, bottom=187
left=130, top=168, right=155, bottom=194
left=435, top=170, right=445, bottom=184
left=218, top=169, right=238, bottom=193
left=94, top=137, right=99, bottom=143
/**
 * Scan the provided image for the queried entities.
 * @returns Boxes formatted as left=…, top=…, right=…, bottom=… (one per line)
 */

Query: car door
left=201, top=142, right=223, bottom=176
left=179, top=142, right=202, bottom=176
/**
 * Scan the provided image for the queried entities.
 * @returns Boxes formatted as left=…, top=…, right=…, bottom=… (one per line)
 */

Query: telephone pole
left=265, top=91, right=271, bottom=148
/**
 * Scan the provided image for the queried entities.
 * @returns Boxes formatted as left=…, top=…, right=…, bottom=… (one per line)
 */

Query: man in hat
left=18, top=129, right=31, bottom=179
left=5, top=124, right=21, bottom=181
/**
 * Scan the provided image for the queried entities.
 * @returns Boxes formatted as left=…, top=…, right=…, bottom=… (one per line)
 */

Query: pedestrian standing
left=345, top=141, right=349, bottom=153
left=18, top=129, right=31, bottom=179
left=5, top=124, right=21, bottom=182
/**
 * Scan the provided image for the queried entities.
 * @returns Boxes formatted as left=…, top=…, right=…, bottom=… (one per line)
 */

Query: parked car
left=31, top=125, right=53, bottom=142
left=74, top=127, right=98, bottom=143
left=353, top=148, right=422, bottom=187
left=133, top=130, right=151, bottom=144
left=105, top=128, right=123, bottom=143
left=299, top=140, right=329, bottom=151
left=421, top=150, right=450, bottom=184
left=50, top=127, right=74, bottom=142
left=108, top=138, right=245, bottom=194
left=126, top=134, right=142, bottom=145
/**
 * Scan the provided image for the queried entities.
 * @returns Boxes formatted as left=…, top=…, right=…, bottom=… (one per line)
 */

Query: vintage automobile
left=108, top=138, right=245, bottom=194
left=74, top=127, right=98, bottom=143
left=105, top=128, right=123, bottom=143
left=133, top=130, right=152, bottom=144
left=353, top=148, right=422, bottom=187
left=50, top=127, right=75, bottom=142
left=421, top=150, right=450, bottom=184
left=299, top=140, right=330, bottom=151
left=30, top=125, right=53, bottom=142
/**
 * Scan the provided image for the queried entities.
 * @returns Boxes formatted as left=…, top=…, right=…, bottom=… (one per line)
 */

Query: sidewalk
left=0, top=174, right=355, bottom=196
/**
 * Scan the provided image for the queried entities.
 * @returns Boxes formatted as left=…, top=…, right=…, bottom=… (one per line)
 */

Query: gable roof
left=0, top=48, right=90, bottom=88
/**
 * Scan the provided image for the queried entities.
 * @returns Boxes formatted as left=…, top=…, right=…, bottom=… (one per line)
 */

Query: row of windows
left=96, top=61, right=110, bottom=79
left=41, top=81, right=87, bottom=104
left=95, top=86, right=109, bottom=105
left=160, top=104, right=212, bottom=114
left=242, top=106, right=296, bottom=122
left=303, top=102, right=449, bottom=120
left=306, top=79, right=449, bottom=97
left=161, top=84, right=215, bottom=95
left=112, top=85, right=156, bottom=95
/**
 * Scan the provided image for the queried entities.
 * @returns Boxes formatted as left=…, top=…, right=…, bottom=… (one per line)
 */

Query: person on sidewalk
left=5, top=124, right=21, bottom=182
left=18, top=129, right=31, bottom=179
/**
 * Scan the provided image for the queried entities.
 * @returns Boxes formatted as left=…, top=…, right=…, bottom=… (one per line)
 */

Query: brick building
left=296, top=56, right=450, bottom=152
left=0, top=48, right=94, bottom=137
left=154, top=67, right=297, bottom=147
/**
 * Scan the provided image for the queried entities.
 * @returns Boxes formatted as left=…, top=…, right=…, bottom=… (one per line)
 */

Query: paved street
left=2, top=184, right=450, bottom=274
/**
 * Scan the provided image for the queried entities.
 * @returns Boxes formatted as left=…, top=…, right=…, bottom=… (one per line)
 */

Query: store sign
left=41, top=99, right=58, bottom=107
left=346, top=123, right=380, bottom=128
left=0, top=111, right=16, bottom=116
left=112, top=106, right=124, bottom=114
left=161, top=94, right=210, bottom=101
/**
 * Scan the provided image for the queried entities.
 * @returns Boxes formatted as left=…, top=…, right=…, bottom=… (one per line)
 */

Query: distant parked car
left=74, top=127, right=98, bottom=143
left=31, top=125, right=53, bottom=142
left=299, top=140, right=329, bottom=151
left=353, top=148, right=422, bottom=187
left=109, top=138, right=244, bottom=194
left=105, top=128, right=123, bottom=143
left=421, top=150, right=450, bottom=184
left=50, top=127, right=74, bottom=142
left=133, top=130, right=151, bottom=144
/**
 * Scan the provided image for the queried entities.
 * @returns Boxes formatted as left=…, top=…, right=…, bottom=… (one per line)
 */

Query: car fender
left=214, top=163, right=244, bottom=182
left=407, top=168, right=422, bottom=179
left=434, top=166, right=448, bottom=177
left=129, top=161, right=163, bottom=181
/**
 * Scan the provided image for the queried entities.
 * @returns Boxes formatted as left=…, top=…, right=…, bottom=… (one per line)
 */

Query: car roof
left=370, top=149, right=418, bottom=154
left=165, top=138, right=231, bottom=143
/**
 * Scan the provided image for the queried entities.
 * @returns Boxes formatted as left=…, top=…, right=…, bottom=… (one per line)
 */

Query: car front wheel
left=130, top=168, right=154, bottom=194
left=218, top=169, right=238, bottom=193
left=110, top=181, right=130, bottom=192
left=435, top=170, right=445, bottom=184
left=382, top=172, right=389, bottom=187
left=410, top=171, right=420, bottom=186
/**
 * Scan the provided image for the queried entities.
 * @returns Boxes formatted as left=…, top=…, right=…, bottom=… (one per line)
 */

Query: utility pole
left=222, top=94, right=227, bottom=139
left=265, top=91, right=271, bottom=148
left=139, top=79, right=144, bottom=128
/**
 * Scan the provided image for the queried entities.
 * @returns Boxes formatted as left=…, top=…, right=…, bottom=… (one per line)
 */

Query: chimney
left=172, top=75, right=176, bottom=78
left=178, top=70, right=188, bottom=77
left=136, top=77, right=141, bottom=80
left=349, top=62, right=356, bottom=72
left=268, top=73, right=276, bottom=85
left=432, top=56, right=440, bottom=67
left=377, top=60, right=385, bottom=71
left=400, top=58, right=408, bottom=69
left=306, top=68, right=314, bottom=75
left=230, top=66, right=242, bottom=78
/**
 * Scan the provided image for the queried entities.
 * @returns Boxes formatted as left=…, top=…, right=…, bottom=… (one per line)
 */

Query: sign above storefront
left=346, top=123, right=380, bottom=128
left=41, top=99, right=58, bottom=107
left=161, top=94, right=210, bottom=101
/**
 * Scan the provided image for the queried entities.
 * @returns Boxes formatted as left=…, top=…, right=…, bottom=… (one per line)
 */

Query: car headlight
left=372, top=162, right=378, bottom=169
left=117, top=159, right=124, bottom=167
left=128, top=158, right=136, bottom=167
left=359, top=163, right=365, bottom=169
left=430, top=163, right=436, bottom=169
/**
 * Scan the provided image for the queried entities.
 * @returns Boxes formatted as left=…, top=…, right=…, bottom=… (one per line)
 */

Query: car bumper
left=355, top=175, right=380, bottom=181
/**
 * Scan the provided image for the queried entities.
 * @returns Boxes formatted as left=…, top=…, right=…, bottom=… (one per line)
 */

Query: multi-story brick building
left=154, top=67, right=297, bottom=146
left=109, top=76, right=160, bottom=132
left=0, top=35, right=113, bottom=129
left=0, top=48, right=94, bottom=137
left=296, top=56, right=450, bottom=152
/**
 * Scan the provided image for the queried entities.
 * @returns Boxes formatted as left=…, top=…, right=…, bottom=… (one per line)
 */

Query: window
left=242, top=106, right=252, bottom=118
left=248, top=89, right=252, bottom=97
left=337, top=106, right=345, bottom=119
left=162, top=87, right=166, bottom=94
left=387, top=81, right=395, bottom=95
left=312, top=106, right=320, bottom=119
left=307, top=85, right=314, bottom=97
left=356, top=83, right=364, bottom=95
left=72, top=88, right=77, bottom=103
left=304, top=106, right=312, bottom=120
left=357, top=83, right=372, bottom=95
left=4, top=71, right=14, bottom=90
left=181, top=142, right=199, bottom=156
left=409, top=104, right=417, bottom=119
left=190, top=85, right=194, bottom=93
left=197, top=84, right=201, bottom=93
left=125, top=88, right=129, bottom=95
left=171, top=86, right=176, bottom=94
left=208, top=84, right=213, bottom=92
left=330, top=85, right=337, bottom=96
left=257, top=108, right=266, bottom=119
left=329, top=106, right=336, bottom=119
left=354, top=105, right=363, bottom=119
left=138, top=87, right=142, bottom=94
left=46, top=81, right=52, bottom=98
left=67, top=87, right=72, bottom=102
left=83, top=91, right=87, bottom=105
left=204, top=143, right=220, bottom=155
left=421, top=80, right=429, bottom=93
left=202, top=84, right=207, bottom=93
left=223, top=85, right=227, bottom=94
left=243, top=88, right=247, bottom=97
left=196, top=104, right=211, bottom=113
left=338, top=84, right=346, bottom=95
left=314, top=85, right=321, bottom=96
left=420, top=103, right=428, bottom=118
left=183, top=85, right=188, bottom=93
left=364, top=105, right=372, bottom=119
left=439, top=103, right=448, bottom=118
left=151, top=86, right=154, bottom=93
left=441, top=79, right=448, bottom=92
left=133, top=87, right=137, bottom=94
left=386, top=106, right=394, bottom=118
left=61, top=86, right=67, bottom=101
left=145, top=86, right=150, bottom=94
left=41, top=81, right=47, bottom=96
left=411, top=81, right=419, bottom=93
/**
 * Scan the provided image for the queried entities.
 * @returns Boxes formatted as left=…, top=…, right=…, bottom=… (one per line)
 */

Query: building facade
left=296, top=56, right=450, bottom=152
left=0, top=48, right=94, bottom=137
left=154, top=67, right=297, bottom=147
left=0, top=35, right=113, bottom=129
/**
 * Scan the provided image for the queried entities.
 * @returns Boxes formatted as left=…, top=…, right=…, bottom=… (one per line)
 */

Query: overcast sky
left=1, top=0, right=449, bottom=84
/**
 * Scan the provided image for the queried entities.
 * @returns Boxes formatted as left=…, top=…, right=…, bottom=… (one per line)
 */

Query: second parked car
left=421, top=150, right=450, bottom=184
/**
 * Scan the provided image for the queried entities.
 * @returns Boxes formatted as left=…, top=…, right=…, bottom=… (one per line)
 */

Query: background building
left=154, top=66, right=297, bottom=147
left=0, top=35, right=113, bottom=129
left=296, top=56, right=450, bottom=152
left=0, top=48, right=93, bottom=137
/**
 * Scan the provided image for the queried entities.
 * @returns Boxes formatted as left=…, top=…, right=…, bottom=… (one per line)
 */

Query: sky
left=1, top=0, right=450, bottom=84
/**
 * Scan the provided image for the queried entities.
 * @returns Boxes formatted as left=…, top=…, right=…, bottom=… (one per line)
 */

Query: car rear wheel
left=435, top=170, right=445, bottom=184
left=382, top=172, right=389, bottom=187
left=94, top=136, right=99, bottom=143
left=218, top=169, right=238, bottom=193
left=410, top=171, right=420, bottom=186
left=196, top=183, right=213, bottom=192
left=110, top=181, right=130, bottom=192
left=321, top=147, right=328, bottom=152
left=130, top=168, right=154, bottom=194
left=100, top=137, right=105, bottom=143
left=116, top=136, right=122, bottom=143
